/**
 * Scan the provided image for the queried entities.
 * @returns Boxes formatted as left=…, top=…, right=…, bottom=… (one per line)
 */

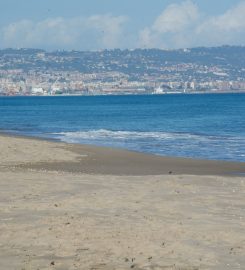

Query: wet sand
left=0, top=134, right=244, bottom=270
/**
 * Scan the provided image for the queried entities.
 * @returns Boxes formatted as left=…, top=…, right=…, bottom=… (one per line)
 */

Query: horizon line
left=1, top=44, right=245, bottom=53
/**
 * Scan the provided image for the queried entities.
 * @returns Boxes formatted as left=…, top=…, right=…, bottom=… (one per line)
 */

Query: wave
left=53, top=129, right=229, bottom=142
left=48, top=129, right=245, bottom=162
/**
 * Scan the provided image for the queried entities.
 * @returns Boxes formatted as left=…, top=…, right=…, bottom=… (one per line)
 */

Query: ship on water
left=153, top=86, right=183, bottom=94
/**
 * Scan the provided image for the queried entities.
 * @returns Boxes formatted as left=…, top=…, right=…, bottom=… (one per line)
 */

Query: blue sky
left=0, top=0, right=245, bottom=50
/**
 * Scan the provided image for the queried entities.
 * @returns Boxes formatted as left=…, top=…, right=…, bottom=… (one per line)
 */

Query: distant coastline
left=1, top=46, right=245, bottom=96
left=1, top=89, right=245, bottom=97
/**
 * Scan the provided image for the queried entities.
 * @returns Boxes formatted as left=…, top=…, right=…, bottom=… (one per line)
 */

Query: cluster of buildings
left=0, top=47, right=245, bottom=96
left=0, top=70, right=142, bottom=95
left=1, top=69, right=245, bottom=96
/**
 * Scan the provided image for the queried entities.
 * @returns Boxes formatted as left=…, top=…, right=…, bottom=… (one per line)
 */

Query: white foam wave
left=54, top=129, right=211, bottom=142
left=50, top=129, right=245, bottom=161
left=52, top=129, right=243, bottom=145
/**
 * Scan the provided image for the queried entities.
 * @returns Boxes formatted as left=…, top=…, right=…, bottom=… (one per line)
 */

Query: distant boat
left=153, top=86, right=164, bottom=94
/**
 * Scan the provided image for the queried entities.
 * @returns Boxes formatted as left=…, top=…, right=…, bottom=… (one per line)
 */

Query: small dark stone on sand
left=50, top=261, right=55, bottom=265
left=169, top=171, right=173, bottom=174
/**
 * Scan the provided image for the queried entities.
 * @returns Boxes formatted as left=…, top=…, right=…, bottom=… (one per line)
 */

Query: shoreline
left=1, top=133, right=245, bottom=176
left=1, top=91, right=245, bottom=97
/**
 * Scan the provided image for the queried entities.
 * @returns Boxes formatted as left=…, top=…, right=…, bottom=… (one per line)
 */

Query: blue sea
left=0, top=93, right=245, bottom=162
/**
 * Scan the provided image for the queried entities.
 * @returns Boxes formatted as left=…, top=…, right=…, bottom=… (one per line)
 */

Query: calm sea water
left=0, top=93, right=245, bottom=162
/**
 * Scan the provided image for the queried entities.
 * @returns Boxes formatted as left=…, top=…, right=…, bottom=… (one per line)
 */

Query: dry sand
left=0, top=134, right=244, bottom=270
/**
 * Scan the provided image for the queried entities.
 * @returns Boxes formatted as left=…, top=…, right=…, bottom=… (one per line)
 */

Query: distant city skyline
left=1, top=0, right=245, bottom=51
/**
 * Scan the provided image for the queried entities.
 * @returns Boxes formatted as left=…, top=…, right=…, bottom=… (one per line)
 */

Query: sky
left=0, top=0, right=245, bottom=51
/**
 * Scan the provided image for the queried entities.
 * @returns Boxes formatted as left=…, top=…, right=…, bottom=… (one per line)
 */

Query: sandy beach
left=0, top=134, right=245, bottom=270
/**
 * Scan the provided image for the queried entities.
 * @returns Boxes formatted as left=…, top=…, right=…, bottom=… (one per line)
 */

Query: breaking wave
left=52, top=129, right=245, bottom=162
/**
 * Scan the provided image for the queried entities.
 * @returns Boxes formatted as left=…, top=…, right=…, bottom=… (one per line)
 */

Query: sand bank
left=0, top=134, right=244, bottom=269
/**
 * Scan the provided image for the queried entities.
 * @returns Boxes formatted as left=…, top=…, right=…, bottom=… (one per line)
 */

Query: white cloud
left=1, top=15, right=128, bottom=50
left=152, top=0, right=199, bottom=33
left=1, top=1, right=245, bottom=50
left=139, top=0, right=200, bottom=48
left=138, top=0, right=245, bottom=49
left=87, top=15, right=127, bottom=48
left=198, top=2, right=245, bottom=32
left=196, top=1, right=245, bottom=46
